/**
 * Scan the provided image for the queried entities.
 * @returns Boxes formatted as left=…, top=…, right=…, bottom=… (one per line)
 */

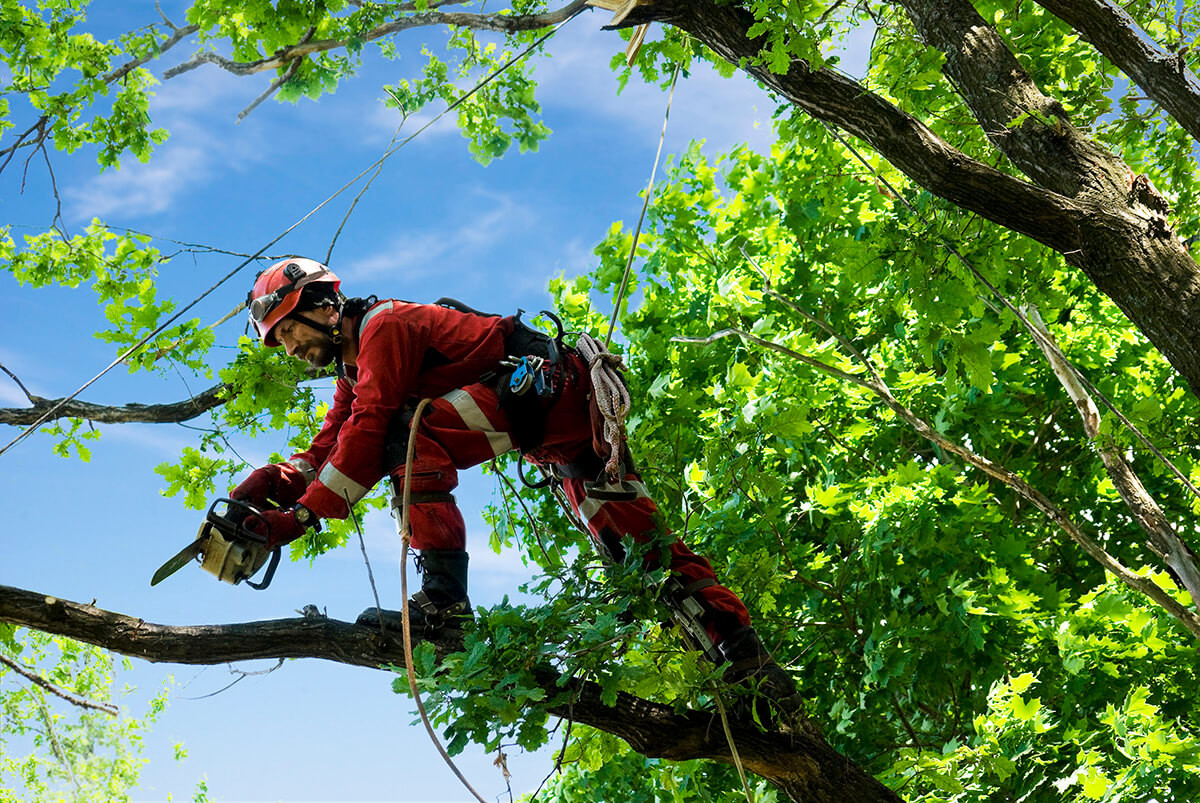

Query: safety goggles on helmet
left=247, top=262, right=330, bottom=324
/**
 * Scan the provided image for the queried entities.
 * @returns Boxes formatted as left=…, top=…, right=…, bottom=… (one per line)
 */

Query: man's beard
left=304, top=337, right=338, bottom=368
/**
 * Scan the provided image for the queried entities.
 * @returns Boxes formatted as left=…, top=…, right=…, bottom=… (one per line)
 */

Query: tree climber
left=232, top=257, right=801, bottom=712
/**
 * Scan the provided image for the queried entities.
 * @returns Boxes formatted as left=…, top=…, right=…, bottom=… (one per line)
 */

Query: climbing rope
left=396, top=398, right=491, bottom=803
left=604, top=60, right=682, bottom=347
left=575, top=332, right=631, bottom=479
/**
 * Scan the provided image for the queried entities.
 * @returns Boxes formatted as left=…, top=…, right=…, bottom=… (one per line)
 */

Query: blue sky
left=0, top=4, right=854, bottom=801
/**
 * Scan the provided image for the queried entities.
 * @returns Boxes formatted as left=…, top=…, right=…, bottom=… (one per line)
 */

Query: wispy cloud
left=63, top=70, right=273, bottom=223
left=341, top=187, right=536, bottom=282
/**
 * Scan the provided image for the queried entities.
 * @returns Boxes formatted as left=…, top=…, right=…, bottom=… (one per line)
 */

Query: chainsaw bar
left=150, top=528, right=209, bottom=586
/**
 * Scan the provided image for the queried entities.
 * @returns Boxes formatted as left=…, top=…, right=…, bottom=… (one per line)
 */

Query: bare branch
left=103, top=21, right=201, bottom=85
left=0, top=383, right=228, bottom=427
left=237, top=28, right=315, bottom=121
left=0, top=362, right=37, bottom=405
left=0, top=653, right=119, bottom=716
left=1025, top=305, right=1200, bottom=603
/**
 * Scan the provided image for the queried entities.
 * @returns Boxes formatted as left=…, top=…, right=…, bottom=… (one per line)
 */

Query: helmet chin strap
left=282, top=300, right=347, bottom=374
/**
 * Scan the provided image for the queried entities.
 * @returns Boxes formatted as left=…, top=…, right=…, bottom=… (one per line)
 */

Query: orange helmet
left=248, top=257, right=341, bottom=346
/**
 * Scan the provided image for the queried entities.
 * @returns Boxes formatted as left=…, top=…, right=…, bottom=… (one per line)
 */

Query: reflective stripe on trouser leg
left=435, top=388, right=514, bottom=461
left=387, top=383, right=515, bottom=550
left=561, top=472, right=752, bottom=651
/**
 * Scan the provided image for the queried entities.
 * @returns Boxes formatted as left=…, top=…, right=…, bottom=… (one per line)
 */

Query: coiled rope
left=574, top=332, right=631, bottom=479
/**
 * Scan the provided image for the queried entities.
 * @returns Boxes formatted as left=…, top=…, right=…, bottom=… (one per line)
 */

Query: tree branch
left=162, top=0, right=589, bottom=80
left=629, top=0, right=1200, bottom=400
left=1024, top=305, right=1200, bottom=603
left=0, top=653, right=119, bottom=716
left=0, top=584, right=902, bottom=803
left=1035, top=0, right=1200, bottom=146
left=0, top=383, right=229, bottom=427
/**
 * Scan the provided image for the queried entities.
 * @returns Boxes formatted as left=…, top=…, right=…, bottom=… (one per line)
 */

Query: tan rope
left=398, top=397, right=490, bottom=803
left=712, top=685, right=755, bottom=803
left=574, top=333, right=631, bottom=479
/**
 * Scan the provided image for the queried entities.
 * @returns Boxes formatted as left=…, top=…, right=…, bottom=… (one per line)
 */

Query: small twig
left=711, top=684, right=754, bottom=803
left=493, top=459, right=558, bottom=567
left=37, top=693, right=83, bottom=796
left=236, top=28, right=315, bottom=122
left=326, top=94, right=410, bottom=264
left=0, top=653, right=119, bottom=716
left=0, top=362, right=36, bottom=404
left=181, top=658, right=285, bottom=700
left=528, top=714, right=575, bottom=803
left=348, top=491, right=386, bottom=636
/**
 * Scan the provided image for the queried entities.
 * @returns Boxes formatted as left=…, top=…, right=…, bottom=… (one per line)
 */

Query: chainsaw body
left=151, top=499, right=281, bottom=589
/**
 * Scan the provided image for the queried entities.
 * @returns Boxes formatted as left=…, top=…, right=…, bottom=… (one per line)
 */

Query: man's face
left=274, top=310, right=338, bottom=369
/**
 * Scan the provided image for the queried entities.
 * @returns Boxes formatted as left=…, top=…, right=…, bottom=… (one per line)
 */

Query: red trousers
left=394, top=352, right=751, bottom=643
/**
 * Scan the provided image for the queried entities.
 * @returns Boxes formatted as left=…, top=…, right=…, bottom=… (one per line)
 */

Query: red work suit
left=289, top=299, right=751, bottom=642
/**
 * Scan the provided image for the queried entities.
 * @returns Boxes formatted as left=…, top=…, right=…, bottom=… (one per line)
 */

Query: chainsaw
left=151, top=498, right=282, bottom=590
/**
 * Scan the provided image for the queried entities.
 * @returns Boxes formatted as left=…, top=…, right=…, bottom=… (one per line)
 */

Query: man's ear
left=318, top=304, right=341, bottom=326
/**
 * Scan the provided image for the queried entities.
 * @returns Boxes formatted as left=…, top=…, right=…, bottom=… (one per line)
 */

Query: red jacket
left=291, top=300, right=513, bottom=519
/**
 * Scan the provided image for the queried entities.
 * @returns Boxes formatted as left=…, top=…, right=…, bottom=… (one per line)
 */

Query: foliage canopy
left=3, top=0, right=1200, bottom=800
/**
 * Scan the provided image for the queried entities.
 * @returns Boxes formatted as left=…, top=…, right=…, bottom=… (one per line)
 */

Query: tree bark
left=0, top=384, right=229, bottom=427
left=0, top=584, right=903, bottom=803
left=622, top=0, right=1200, bottom=399
left=1034, top=0, right=1200, bottom=145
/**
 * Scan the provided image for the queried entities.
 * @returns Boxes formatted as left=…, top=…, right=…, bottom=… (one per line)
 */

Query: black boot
left=718, top=626, right=804, bottom=717
left=356, top=549, right=473, bottom=635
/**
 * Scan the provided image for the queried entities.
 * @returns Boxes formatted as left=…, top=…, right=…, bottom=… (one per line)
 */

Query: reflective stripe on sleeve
left=578, top=478, right=651, bottom=522
left=317, top=462, right=370, bottom=505
left=442, top=388, right=514, bottom=457
left=288, top=457, right=317, bottom=485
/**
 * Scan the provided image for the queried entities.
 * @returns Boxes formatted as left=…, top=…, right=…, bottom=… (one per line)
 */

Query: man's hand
left=245, top=505, right=318, bottom=550
left=232, top=463, right=308, bottom=507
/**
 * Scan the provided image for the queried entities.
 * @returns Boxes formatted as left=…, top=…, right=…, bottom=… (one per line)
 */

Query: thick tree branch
left=890, top=0, right=1200, bottom=397
left=673, top=328, right=1200, bottom=640
left=898, top=0, right=1129, bottom=200
left=1035, top=0, right=1200, bottom=145
left=0, top=383, right=228, bottom=427
left=163, top=0, right=589, bottom=80
left=0, top=584, right=901, bottom=803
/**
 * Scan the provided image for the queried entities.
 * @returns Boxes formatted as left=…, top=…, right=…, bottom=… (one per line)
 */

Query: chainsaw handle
left=208, top=498, right=272, bottom=545
left=245, top=548, right=282, bottom=591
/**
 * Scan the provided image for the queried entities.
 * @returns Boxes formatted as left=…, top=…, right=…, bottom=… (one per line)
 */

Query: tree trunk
left=0, top=584, right=903, bottom=803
